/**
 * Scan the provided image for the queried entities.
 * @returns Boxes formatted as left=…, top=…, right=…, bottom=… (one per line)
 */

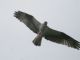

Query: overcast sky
left=0, top=0, right=80, bottom=60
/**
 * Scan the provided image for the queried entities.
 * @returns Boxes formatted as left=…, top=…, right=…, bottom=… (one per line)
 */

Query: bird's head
left=44, top=21, right=47, bottom=26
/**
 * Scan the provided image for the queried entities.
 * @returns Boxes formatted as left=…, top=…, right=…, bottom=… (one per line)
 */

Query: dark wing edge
left=44, top=27, right=80, bottom=50
left=14, top=11, right=41, bottom=34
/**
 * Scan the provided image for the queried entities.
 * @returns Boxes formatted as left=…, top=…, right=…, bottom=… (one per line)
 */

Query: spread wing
left=14, top=11, right=41, bottom=33
left=44, top=27, right=80, bottom=50
left=14, top=11, right=80, bottom=50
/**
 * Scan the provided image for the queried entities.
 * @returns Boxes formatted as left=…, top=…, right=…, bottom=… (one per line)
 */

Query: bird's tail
left=32, top=34, right=43, bottom=46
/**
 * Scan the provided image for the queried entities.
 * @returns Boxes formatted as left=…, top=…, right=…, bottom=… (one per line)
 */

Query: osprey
left=14, top=11, right=80, bottom=50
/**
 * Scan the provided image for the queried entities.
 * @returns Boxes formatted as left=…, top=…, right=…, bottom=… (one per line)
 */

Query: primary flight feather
left=14, top=11, right=80, bottom=50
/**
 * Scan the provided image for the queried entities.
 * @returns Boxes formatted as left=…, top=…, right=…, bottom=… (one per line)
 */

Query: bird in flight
left=14, top=11, right=80, bottom=50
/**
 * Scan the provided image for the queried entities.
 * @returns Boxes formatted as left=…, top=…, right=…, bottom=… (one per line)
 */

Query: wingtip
left=75, top=42, right=80, bottom=50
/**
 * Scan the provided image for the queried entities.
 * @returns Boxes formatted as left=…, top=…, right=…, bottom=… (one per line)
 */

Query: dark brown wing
left=14, top=11, right=41, bottom=34
left=44, top=27, right=80, bottom=50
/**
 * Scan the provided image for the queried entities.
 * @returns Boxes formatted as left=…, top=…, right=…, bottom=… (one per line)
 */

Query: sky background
left=0, top=0, right=80, bottom=60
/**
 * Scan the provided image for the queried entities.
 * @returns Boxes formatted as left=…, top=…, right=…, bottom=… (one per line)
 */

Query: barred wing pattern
left=14, top=11, right=41, bottom=33
left=44, top=27, right=80, bottom=50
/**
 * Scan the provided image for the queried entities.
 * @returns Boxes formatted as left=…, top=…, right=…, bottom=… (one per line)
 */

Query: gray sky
left=0, top=0, right=80, bottom=60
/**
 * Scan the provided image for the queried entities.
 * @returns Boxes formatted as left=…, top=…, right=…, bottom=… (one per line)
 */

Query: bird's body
left=14, top=11, right=80, bottom=50
left=33, top=22, right=47, bottom=46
